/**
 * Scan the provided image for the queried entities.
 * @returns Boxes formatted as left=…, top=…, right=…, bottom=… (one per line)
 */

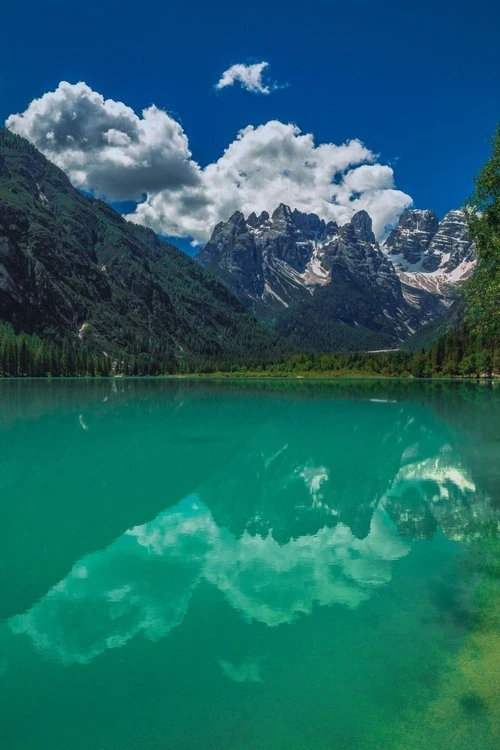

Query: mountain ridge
left=0, top=128, right=286, bottom=368
left=197, top=204, right=474, bottom=350
left=0, top=127, right=477, bottom=360
left=384, top=208, right=475, bottom=297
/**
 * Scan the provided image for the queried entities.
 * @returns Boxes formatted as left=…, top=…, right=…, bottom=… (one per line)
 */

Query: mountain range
left=197, top=205, right=475, bottom=351
left=0, top=128, right=285, bottom=368
left=0, top=127, right=474, bottom=359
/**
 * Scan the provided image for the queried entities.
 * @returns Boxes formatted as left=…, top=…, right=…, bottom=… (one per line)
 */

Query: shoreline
left=0, top=374, right=498, bottom=382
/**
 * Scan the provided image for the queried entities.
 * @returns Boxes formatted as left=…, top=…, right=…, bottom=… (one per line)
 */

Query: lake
left=0, top=379, right=498, bottom=749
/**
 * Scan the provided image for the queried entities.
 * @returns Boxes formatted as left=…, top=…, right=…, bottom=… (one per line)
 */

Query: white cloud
left=6, top=82, right=412, bottom=242
left=130, top=120, right=412, bottom=241
left=6, top=81, right=200, bottom=201
left=215, top=61, right=277, bottom=95
left=204, top=509, right=409, bottom=627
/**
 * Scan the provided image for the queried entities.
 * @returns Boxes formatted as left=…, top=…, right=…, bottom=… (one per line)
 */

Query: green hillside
left=0, top=129, right=287, bottom=372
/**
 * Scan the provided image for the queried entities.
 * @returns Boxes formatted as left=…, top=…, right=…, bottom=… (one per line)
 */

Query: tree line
left=214, top=325, right=498, bottom=378
left=0, top=318, right=497, bottom=379
left=0, top=321, right=286, bottom=377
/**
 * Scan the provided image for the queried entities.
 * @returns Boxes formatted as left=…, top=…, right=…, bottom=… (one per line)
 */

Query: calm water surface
left=0, top=379, right=499, bottom=749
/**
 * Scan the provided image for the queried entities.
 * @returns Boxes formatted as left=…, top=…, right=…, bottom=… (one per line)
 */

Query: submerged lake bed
left=0, top=379, right=499, bottom=749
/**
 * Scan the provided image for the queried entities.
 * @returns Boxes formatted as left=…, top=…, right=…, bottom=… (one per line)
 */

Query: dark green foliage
left=1, top=313, right=496, bottom=378
left=0, top=321, right=109, bottom=376
left=275, top=310, right=395, bottom=352
left=0, top=128, right=287, bottom=370
left=216, top=325, right=498, bottom=378
left=0, top=320, right=267, bottom=376
left=401, top=298, right=466, bottom=352
left=464, top=125, right=500, bottom=338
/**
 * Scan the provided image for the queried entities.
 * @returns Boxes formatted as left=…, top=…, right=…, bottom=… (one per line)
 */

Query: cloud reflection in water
left=10, top=496, right=409, bottom=664
left=9, top=442, right=493, bottom=667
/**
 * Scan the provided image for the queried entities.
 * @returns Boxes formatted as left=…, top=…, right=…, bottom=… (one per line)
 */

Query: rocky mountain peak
left=271, top=203, right=293, bottom=222
left=197, top=204, right=427, bottom=347
left=384, top=209, right=439, bottom=266
left=350, top=210, right=375, bottom=243
left=196, top=199, right=475, bottom=352
left=246, top=210, right=271, bottom=228
left=226, top=210, right=246, bottom=229
left=426, top=209, right=474, bottom=273
left=399, top=209, right=439, bottom=231
left=435, top=209, right=469, bottom=237
left=290, top=209, right=326, bottom=236
left=383, top=206, right=475, bottom=284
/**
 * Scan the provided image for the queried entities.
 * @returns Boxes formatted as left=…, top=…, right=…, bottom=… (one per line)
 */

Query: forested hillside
left=0, top=129, right=287, bottom=370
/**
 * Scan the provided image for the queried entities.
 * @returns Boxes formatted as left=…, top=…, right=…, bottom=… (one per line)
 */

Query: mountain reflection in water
left=6, top=382, right=497, bottom=667
left=1, top=380, right=499, bottom=750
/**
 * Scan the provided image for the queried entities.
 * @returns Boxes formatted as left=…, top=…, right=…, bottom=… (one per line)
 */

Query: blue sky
left=1, top=0, right=498, bottom=247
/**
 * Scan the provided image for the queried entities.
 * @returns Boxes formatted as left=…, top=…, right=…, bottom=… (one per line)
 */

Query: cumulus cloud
left=6, top=82, right=412, bottom=242
left=6, top=81, right=200, bottom=201
left=215, top=61, right=277, bottom=95
left=129, top=120, right=411, bottom=241
left=204, top=509, right=409, bottom=627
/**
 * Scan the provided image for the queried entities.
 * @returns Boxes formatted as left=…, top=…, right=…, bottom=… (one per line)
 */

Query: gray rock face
left=381, top=209, right=476, bottom=316
left=426, top=210, right=475, bottom=274
left=383, top=208, right=475, bottom=279
left=350, top=209, right=376, bottom=243
left=197, top=206, right=444, bottom=346
left=320, top=213, right=400, bottom=302
left=197, top=202, right=477, bottom=350
left=197, top=203, right=477, bottom=350
left=384, top=209, right=439, bottom=266
left=198, top=204, right=339, bottom=317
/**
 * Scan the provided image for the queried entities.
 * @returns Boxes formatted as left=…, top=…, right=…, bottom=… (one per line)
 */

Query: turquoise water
left=0, top=379, right=499, bottom=749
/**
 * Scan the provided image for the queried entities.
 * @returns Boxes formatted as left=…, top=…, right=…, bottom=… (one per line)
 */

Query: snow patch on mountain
left=197, top=204, right=474, bottom=346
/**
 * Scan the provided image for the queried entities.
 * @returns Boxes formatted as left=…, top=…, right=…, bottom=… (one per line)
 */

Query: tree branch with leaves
left=464, top=125, right=500, bottom=340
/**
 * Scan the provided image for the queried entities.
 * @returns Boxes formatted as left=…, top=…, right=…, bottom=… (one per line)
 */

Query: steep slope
left=197, top=205, right=332, bottom=317
left=198, top=204, right=475, bottom=352
left=384, top=209, right=475, bottom=297
left=198, top=206, right=444, bottom=350
left=274, top=212, right=418, bottom=350
left=383, top=209, right=440, bottom=267
left=401, top=297, right=466, bottom=352
left=0, top=129, right=285, bottom=365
